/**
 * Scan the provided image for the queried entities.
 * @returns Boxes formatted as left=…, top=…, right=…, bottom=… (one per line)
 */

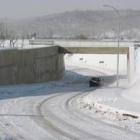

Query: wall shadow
left=0, top=70, right=127, bottom=101
left=0, top=70, right=128, bottom=118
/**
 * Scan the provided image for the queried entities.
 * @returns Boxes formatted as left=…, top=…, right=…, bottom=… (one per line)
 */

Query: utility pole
left=103, top=5, right=120, bottom=87
left=5, top=18, right=7, bottom=39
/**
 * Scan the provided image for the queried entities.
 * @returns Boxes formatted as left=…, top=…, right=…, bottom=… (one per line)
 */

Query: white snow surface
left=0, top=43, right=140, bottom=139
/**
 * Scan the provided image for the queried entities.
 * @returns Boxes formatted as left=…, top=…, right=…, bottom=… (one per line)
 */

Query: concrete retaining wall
left=0, top=46, right=65, bottom=85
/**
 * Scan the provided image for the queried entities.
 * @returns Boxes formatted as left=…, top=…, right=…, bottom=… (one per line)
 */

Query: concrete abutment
left=0, top=46, right=65, bottom=85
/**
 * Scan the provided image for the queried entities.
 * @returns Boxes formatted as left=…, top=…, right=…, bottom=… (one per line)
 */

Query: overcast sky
left=0, top=0, right=140, bottom=18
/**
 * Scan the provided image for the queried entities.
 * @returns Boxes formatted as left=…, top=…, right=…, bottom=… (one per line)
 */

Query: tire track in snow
left=37, top=94, right=80, bottom=140
left=65, top=90, right=140, bottom=139
left=36, top=89, right=105, bottom=140
left=37, top=87, right=140, bottom=140
left=1, top=96, right=55, bottom=140
left=0, top=100, right=26, bottom=140
left=1, top=98, right=35, bottom=140
left=31, top=67, right=113, bottom=140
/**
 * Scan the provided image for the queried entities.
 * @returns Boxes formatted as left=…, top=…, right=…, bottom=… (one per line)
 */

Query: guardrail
left=29, top=39, right=140, bottom=48
left=29, top=39, right=54, bottom=45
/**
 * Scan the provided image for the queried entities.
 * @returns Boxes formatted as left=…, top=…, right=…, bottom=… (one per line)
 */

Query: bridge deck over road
left=59, top=46, right=129, bottom=54
left=30, top=39, right=135, bottom=82
left=59, top=45, right=135, bottom=83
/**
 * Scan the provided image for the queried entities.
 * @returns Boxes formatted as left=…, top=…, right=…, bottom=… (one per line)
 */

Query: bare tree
left=9, top=30, right=18, bottom=47
left=0, top=22, right=6, bottom=47
left=21, top=35, right=25, bottom=47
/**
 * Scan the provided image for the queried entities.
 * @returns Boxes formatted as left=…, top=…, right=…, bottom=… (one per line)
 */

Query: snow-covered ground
left=0, top=64, right=140, bottom=140
left=0, top=42, right=140, bottom=139
left=64, top=49, right=140, bottom=113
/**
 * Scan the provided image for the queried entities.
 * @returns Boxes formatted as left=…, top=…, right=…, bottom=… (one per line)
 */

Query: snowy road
left=0, top=65, right=140, bottom=140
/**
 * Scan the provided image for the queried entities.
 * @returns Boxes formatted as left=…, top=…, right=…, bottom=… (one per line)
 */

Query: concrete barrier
left=0, top=46, right=64, bottom=85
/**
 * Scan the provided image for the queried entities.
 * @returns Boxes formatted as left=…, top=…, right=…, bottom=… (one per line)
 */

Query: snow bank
left=65, top=48, right=140, bottom=123
left=78, top=95, right=140, bottom=122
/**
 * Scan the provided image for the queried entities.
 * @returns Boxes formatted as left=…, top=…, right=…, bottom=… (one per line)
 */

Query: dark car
left=89, top=77, right=103, bottom=87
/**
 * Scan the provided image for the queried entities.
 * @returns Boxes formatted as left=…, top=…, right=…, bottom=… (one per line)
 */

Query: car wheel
left=89, top=83, right=91, bottom=87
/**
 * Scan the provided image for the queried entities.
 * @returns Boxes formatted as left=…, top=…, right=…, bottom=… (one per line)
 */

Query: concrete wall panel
left=0, top=46, right=64, bottom=85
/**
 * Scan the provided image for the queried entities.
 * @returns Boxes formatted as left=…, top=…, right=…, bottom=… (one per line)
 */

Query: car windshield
left=92, top=77, right=100, bottom=81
